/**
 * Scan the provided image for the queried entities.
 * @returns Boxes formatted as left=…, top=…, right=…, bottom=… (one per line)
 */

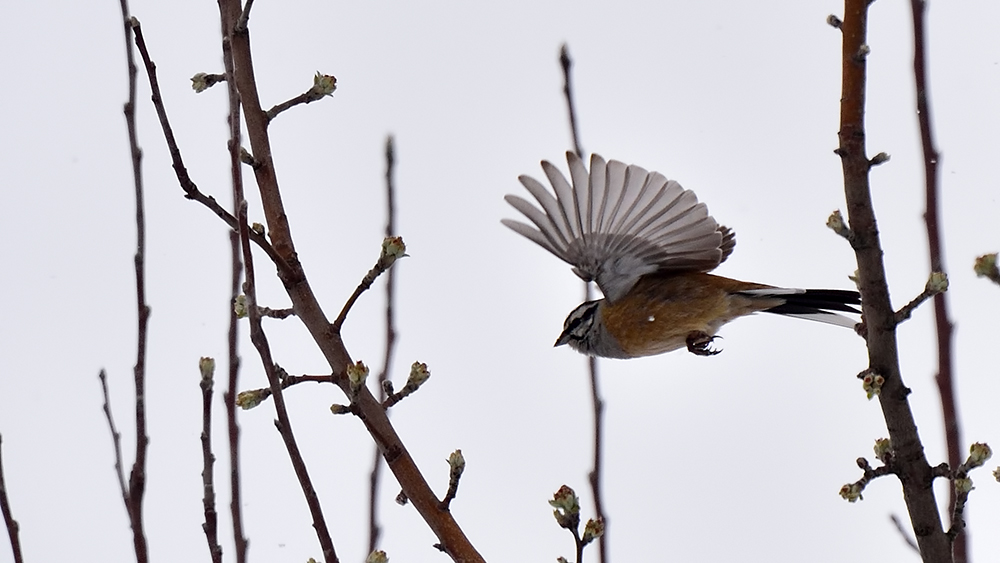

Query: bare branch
left=560, top=44, right=606, bottom=563
left=266, top=73, right=337, bottom=122
left=369, top=135, right=399, bottom=554
left=559, top=44, right=584, bottom=159
left=259, top=306, right=295, bottom=319
left=837, top=1, right=951, bottom=559
left=0, top=434, right=24, bottom=563
left=237, top=374, right=334, bottom=410
left=220, top=0, right=484, bottom=555
left=198, top=359, right=223, bottom=563
left=894, top=272, right=948, bottom=325
left=439, top=450, right=466, bottom=511
left=99, top=370, right=129, bottom=504
left=889, top=514, right=919, bottom=553
left=332, top=237, right=406, bottom=332
left=219, top=17, right=249, bottom=561
left=216, top=5, right=341, bottom=560
left=909, top=0, right=964, bottom=556
left=118, top=5, right=150, bottom=560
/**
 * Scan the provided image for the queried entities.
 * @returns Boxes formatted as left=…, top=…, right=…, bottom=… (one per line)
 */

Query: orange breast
left=599, top=272, right=774, bottom=357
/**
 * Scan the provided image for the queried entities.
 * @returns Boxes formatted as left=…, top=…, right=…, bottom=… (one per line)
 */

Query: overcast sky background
left=1, top=1, right=999, bottom=562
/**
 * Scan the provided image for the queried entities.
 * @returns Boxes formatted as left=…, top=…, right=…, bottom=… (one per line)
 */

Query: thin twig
left=259, top=306, right=295, bottom=319
left=220, top=15, right=249, bottom=562
left=894, top=272, right=947, bottom=325
left=369, top=135, right=399, bottom=554
left=0, top=435, right=24, bottom=563
left=559, top=44, right=584, bottom=158
left=332, top=243, right=403, bottom=332
left=561, top=43, right=606, bottom=563
left=889, top=514, right=920, bottom=553
left=909, top=0, right=964, bottom=559
left=235, top=0, right=255, bottom=32
left=118, top=5, right=150, bottom=561
left=837, top=2, right=951, bottom=560
left=200, top=361, right=223, bottom=563
left=99, top=369, right=129, bottom=503
left=439, top=450, right=465, bottom=511
left=238, top=374, right=335, bottom=409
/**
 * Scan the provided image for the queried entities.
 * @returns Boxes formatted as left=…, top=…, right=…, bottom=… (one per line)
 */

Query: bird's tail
left=737, top=288, right=861, bottom=328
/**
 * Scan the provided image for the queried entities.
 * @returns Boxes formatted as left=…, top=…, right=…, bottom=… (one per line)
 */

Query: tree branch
left=219, top=0, right=483, bottom=556
left=369, top=135, right=399, bottom=554
left=219, top=15, right=249, bottom=561
left=217, top=3, right=338, bottom=561
left=560, top=43, right=606, bottom=563
left=117, top=4, right=150, bottom=560
left=199, top=359, right=223, bottom=563
left=837, top=2, right=950, bottom=561
left=908, top=0, right=964, bottom=559
left=0, top=435, right=24, bottom=563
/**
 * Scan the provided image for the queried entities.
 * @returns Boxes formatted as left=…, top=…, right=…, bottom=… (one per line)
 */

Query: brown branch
left=439, top=450, right=465, bottom=511
left=216, top=4, right=339, bottom=560
left=99, top=369, right=129, bottom=506
left=332, top=238, right=404, bottom=332
left=369, top=135, right=399, bottom=554
left=259, top=306, right=295, bottom=319
left=199, top=359, right=223, bottom=563
left=559, top=44, right=584, bottom=159
left=265, top=73, right=337, bottom=123
left=909, top=0, right=964, bottom=559
left=0, top=435, right=24, bottom=563
left=218, top=0, right=483, bottom=557
left=220, top=18, right=249, bottom=562
left=238, top=374, right=335, bottom=410
left=894, top=273, right=948, bottom=325
left=117, top=4, right=150, bottom=561
left=837, top=2, right=951, bottom=561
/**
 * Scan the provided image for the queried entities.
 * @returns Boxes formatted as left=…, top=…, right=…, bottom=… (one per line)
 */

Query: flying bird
left=502, top=152, right=861, bottom=358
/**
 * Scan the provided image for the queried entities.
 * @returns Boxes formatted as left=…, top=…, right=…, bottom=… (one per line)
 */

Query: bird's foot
left=686, top=331, right=722, bottom=356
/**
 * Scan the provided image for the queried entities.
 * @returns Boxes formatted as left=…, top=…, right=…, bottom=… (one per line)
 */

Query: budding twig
left=894, top=272, right=948, bottom=325
left=332, top=237, right=407, bottom=332
left=439, top=450, right=466, bottom=511
left=265, top=73, right=337, bottom=122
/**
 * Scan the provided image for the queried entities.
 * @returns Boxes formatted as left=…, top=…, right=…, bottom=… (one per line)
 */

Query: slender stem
left=369, top=135, right=399, bottom=554
left=221, top=27, right=249, bottom=560
left=585, top=286, right=607, bottom=563
left=200, top=368, right=223, bottom=563
left=0, top=435, right=24, bottom=563
left=561, top=43, right=606, bottom=563
left=118, top=4, right=150, bottom=561
left=909, top=0, right=963, bottom=559
left=559, top=44, right=584, bottom=159
left=99, top=370, right=129, bottom=505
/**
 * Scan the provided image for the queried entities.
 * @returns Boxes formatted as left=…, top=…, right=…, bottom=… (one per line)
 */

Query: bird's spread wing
left=503, top=152, right=735, bottom=301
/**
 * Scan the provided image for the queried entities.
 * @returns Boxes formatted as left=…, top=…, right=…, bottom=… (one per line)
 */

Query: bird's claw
left=686, top=332, right=722, bottom=356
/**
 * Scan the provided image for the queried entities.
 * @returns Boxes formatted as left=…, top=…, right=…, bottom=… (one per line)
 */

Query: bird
left=502, top=152, right=861, bottom=358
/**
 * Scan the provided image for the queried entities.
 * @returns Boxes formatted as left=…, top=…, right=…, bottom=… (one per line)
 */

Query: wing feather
left=504, top=152, right=735, bottom=301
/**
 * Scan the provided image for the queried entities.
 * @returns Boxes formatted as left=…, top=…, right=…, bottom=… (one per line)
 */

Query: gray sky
left=1, top=1, right=999, bottom=561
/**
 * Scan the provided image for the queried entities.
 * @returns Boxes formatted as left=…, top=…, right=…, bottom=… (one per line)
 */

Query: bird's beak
left=554, top=330, right=572, bottom=347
